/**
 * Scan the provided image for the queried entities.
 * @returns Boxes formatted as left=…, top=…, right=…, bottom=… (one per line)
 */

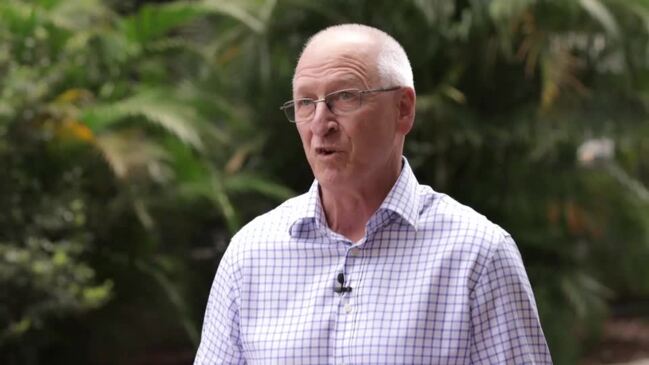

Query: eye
left=295, top=99, right=314, bottom=108
left=336, top=90, right=356, bottom=101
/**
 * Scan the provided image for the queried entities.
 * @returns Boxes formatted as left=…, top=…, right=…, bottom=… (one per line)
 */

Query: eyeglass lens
left=287, top=90, right=362, bottom=123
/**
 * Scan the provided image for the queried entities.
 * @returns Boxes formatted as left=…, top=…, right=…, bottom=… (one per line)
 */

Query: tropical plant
left=259, top=1, right=649, bottom=363
left=0, top=0, right=292, bottom=363
left=2, top=0, right=649, bottom=364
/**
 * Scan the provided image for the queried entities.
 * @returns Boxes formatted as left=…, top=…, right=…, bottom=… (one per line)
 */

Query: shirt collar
left=375, top=157, right=420, bottom=229
left=288, top=157, right=420, bottom=238
left=288, top=180, right=326, bottom=238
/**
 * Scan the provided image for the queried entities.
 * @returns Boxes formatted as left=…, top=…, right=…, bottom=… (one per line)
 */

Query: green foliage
left=0, top=0, right=292, bottom=362
left=1, top=0, right=649, bottom=363
left=260, top=1, right=649, bottom=363
left=0, top=192, right=113, bottom=341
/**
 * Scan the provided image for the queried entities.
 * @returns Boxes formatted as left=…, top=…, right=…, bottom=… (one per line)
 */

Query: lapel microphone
left=334, top=272, right=352, bottom=293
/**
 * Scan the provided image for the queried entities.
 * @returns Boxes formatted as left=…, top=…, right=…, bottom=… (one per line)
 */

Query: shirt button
left=350, top=248, right=361, bottom=257
left=344, top=303, right=352, bottom=313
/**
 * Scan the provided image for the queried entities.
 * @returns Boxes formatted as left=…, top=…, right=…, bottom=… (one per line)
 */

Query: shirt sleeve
left=469, top=234, right=553, bottom=364
left=194, top=249, right=246, bottom=365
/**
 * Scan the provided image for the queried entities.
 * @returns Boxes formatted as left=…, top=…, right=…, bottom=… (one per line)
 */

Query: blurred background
left=1, top=0, right=649, bottom=364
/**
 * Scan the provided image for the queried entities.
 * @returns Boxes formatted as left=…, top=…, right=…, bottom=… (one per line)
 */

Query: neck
left=320, top=157, right=402, bottom=242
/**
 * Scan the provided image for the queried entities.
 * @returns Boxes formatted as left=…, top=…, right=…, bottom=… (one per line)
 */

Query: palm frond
left=208, top=172, right=240, bottom=233
left=223, top=173, right=294, bottom=201
left=135, top=259, right=199, bottom=346
left=94, top=130, right=171, bottom=180
left=412, top=0, right=455, bottom=26
left=119, top=1, right=208, bottom=44
left=47, top=0, right=115, bottom=31
left=199, top=0, right=266, bottom=33
left=578, top=0, right=621, bottom=38
left=608, top=0, right=649, bottom=36
left=82, top=89, right=205, bottom=150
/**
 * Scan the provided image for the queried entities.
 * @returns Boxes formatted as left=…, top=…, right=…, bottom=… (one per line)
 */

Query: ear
left=396, top=87, right=416, bottom=135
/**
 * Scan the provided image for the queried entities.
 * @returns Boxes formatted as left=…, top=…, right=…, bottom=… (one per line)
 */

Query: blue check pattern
left=194, top=158, right=552, bottom=364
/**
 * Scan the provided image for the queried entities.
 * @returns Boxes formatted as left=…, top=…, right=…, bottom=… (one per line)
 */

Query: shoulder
left=417, top=185, right=510, bottom=242
left=415, top=185, right=524, bottom=291
left=227, top=191, right=308, bottom=252
left=415, top=185, right=514, bottom=275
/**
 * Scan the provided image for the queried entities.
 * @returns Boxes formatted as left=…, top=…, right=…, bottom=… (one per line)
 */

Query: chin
left=308, top=156, right=353, bottom=186
left=313, top=168, right=350, bottom=189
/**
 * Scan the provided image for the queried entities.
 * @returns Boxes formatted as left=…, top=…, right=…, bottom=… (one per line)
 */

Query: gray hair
left=300, top=24, right=414, bottom=90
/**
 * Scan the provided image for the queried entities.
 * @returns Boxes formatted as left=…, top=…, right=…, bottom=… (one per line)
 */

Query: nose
left=310, top=101, right=338, bottom=136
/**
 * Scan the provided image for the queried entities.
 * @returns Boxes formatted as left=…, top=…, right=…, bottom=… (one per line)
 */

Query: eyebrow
left=330, top=75, right=365, bottom=89
left=294, top=77, right=364, bottom=98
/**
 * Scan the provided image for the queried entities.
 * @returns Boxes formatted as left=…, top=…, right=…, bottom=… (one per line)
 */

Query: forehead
left=293, top=36, right=380, bottom=93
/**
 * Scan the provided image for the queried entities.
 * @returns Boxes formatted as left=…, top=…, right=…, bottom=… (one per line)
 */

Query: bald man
left=194, top=24, right=552, bottom=365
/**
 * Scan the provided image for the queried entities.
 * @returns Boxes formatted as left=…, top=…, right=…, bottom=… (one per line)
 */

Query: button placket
left=336, top=242, right=362, bottom=364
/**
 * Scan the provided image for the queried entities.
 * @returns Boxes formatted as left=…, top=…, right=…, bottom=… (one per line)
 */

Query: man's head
left=290, top=24, right=416, bottom=192
left=294, top=24, right=415, bottom=91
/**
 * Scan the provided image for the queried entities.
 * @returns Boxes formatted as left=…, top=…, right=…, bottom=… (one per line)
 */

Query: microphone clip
left=334, top=272, right=352, bottom=294
left=334, top=286, right=352, bottom=294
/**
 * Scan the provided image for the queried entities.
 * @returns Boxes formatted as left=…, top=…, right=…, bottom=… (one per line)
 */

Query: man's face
left=292, top=36, right=404, bottom=191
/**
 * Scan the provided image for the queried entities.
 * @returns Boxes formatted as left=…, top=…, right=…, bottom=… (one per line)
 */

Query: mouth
left=315, top=147, right=339, bottom=156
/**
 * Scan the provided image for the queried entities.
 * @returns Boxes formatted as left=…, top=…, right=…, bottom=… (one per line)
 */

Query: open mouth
left=316, top=147, right=337, bottom=156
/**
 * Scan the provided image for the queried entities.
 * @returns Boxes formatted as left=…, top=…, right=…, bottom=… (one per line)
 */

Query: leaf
left=441, top=85, right=466, bottom=104
left=209, top=172, right=240, bottom=233
left=488, top=0, right=535, bottom=23
left=199, top=0, right=265, bottom=33
left=621, top=0, right=649, bottom=35
left=120, top=2, right=207, bottom=44
left=224, top=173, right=294, bottom=201
left=82, top=89, right=205, bottom=150
left=604, top=163, right=649, bottom=203
left=165, top=138, right=212, bottom=183
left=540, top=47, right=587, bottom=110
left=177, top=170, right=242, bottom=233
left=48, top=0, right=113, bottom=31
left=280, top=0, right=345, bottom=22
left=579, top=0, right=621, bottom=38
left=412, top=0, right=455, bottom=26
left=95, top=131, right=170, bottom=180
left=135, top=260, right=199, bottom=346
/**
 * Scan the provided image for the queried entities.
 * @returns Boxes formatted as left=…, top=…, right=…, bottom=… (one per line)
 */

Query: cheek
left=346, top=126, right=376, bottom=158
left=296, top=126, right=311, bottom=147
left=352, top=113, right=394, bottom=151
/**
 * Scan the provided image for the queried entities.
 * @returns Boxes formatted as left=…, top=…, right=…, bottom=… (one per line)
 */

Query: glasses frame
left=280, top=86, right=401, bottom=123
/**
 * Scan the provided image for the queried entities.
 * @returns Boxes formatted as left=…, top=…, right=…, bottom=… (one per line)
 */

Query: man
left=195, top=24, right=552, bottom=364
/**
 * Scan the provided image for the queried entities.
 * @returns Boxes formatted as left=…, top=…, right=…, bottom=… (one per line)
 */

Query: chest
left=237, top=232, right=478, bottom=364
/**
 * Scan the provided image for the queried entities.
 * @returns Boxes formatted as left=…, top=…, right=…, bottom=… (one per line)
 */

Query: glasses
left=280, top=86, right=401, bottom=123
